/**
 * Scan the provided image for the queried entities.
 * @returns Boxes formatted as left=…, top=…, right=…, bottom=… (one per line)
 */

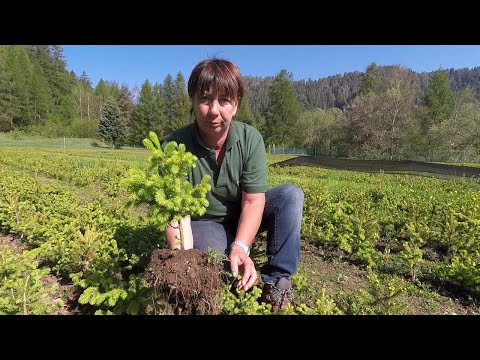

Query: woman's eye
left=220, top=98, right=231, bottom=105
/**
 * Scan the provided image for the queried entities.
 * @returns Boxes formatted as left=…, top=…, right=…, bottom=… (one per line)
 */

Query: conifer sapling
left=122, top=131, right=211, bottom=249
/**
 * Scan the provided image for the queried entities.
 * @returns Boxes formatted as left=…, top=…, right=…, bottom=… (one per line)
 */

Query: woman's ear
left=233, top=96, right=241, bottom=117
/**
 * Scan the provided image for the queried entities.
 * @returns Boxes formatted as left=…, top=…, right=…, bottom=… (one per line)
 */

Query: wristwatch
left=231, top=240, right=251, bottom=256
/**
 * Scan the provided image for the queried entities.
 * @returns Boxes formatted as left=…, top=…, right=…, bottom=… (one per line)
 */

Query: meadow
left=1, top=135, right=479, bottom=314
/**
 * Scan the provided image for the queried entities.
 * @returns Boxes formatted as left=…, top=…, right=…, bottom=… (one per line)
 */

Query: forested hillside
left=1, top=45, right=480, bottom=161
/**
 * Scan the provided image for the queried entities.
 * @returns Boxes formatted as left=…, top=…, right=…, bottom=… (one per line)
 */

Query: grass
left=0, top=134, right=294, bottom=163
left=0, top=133, right=146, bottom=151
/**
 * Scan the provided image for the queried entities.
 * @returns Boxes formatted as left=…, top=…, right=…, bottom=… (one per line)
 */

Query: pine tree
left=79, top=71, right=92, bottom=89
left=98, top=97, right=125, bottom=148
left=357, top=63, right=382, bottom=97
left=4, top=46, right=32, bottom=126
left=118, top=82, right=134, bottom=141
left=0, top=46, right=19, bottom=130
left=95, top=79, right=109, bottom=116
left=264, top=70, right=302, bottom=145
left=29, top=61, right=52, bottom=122
left=235, top=92, right=255, bottom=126
left=105, top=80, right=120, bottom=100
left=47, top=46, right=74, bottom=107
left=130, top=80, right=156, bottom=145
left=422, top=70, right=454, bottom=161
left=161, top=74, right=175, bottom=132
left=425, top=70, right=454, bottom=127
left=170, top=72, right=191, bottom=132
left=152, top=82, right=167, bottom=138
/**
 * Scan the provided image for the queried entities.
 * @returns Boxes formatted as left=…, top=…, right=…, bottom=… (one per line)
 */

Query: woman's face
left=193, top=89, right=238, bottom=139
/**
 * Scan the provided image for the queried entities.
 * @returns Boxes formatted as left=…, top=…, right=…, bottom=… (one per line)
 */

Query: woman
left=164, top=58, right=304, bottom=311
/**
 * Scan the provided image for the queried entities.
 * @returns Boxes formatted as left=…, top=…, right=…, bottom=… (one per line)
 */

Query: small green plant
left=399, top=222, right=425, bottom=282
left=69, top=226, right=102, bottom=273
left=0, top=245, right=60, bottom=315
left=221, top=284, right=272, bottom=315
left=122, top=132, right=211, bottom=241
left=296, top=288, right=343, bottom=315
left=205, top=248, right=228, bottom=265
left=292, top=273, right=315, bottom=297
left=340, top=267, right=407, bottom=315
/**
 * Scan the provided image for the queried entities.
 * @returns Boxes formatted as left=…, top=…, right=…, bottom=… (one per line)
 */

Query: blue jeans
left=191, top=183, right=304, bottom=285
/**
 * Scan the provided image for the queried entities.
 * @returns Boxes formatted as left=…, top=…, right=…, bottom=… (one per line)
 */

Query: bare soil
left=146, top=248, right=224, bottom=315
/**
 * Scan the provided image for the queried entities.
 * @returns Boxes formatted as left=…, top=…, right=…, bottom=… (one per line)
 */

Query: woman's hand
left=229, top=246, right=257, bottom=291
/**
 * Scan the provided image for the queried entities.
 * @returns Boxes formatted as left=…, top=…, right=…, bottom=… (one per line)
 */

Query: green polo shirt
left=163, top=121, right=267, bottom=222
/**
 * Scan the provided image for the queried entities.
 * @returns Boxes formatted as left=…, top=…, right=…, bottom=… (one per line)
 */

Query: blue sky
left=63, top=45, right=480, bottom=90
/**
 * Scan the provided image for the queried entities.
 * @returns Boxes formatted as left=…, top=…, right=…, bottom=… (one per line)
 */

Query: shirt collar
left=225, top=121, right=240, bottom=150
left=193, top=121, right=240, bottom=151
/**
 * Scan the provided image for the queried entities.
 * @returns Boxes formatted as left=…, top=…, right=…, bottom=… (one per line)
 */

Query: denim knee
left=283, top=183, right=304, bottom=207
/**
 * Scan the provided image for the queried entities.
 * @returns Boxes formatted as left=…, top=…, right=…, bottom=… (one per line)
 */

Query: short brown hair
left=188, top=58, right=244, bottom=106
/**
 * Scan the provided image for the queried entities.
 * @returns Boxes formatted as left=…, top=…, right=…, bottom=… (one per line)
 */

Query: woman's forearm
left=235, top=192, right=266, bottom=248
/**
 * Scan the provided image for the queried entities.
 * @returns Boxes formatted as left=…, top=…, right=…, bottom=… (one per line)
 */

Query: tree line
left=0, top=45, right=192, bottom=148
left=1, top=45, right=479, bottom=161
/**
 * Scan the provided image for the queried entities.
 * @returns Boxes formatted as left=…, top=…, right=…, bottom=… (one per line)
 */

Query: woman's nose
left=209, top=100, right=220, bottom=114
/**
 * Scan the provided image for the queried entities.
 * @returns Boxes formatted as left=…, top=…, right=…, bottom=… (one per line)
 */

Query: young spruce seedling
left=122, top=131, right=211, bottom=249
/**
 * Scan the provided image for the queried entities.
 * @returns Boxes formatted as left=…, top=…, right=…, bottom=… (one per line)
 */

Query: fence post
left=64, top=137, right=66, bottom=150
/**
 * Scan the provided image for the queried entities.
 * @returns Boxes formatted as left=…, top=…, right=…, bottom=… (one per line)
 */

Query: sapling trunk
left=179, top=215, right=193, bottom=250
